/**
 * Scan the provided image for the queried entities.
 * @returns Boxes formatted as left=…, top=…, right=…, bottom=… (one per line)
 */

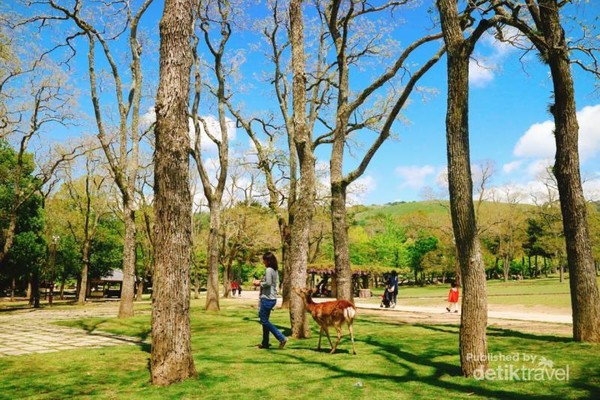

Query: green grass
left=365, top=278, right=585, bottom=309
left=352, top=200, right=449, bottom=221
left=0, top=298, right=598, bottom=399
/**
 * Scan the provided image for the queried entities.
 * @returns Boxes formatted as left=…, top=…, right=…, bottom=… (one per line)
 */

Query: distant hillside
left=350, top=200, right=449, bottom=222
left=349, top=200, right=537, bottom=223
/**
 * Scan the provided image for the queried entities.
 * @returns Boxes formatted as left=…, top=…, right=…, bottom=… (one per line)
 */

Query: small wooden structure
left=90, top=269, right=123, bottom=298
left=307, top=265, right=372, bottom=298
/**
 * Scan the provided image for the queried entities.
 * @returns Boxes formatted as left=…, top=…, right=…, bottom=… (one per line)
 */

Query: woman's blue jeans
left=258, top=298, right=285, bottom=347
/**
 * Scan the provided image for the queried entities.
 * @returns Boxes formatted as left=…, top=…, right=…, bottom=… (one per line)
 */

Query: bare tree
left=490, top=0, right=600, bottom=343
left=24, top=0, right=154, bottom=317
left=151, top=0, right=197, bottom=386
left=189, top=0, right=234, bottom=311
left=320, top=0, right=445, bottom=300
left=287, top=0, right=315, bottom=338
left=0, top=65, right=79, bottom=266
left=57, top=149, right=112, bottom=304
left=436, top=0, right=497, bottom=377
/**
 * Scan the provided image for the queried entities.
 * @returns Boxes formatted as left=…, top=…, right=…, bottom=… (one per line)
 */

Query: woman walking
left=254, top=252, right=287, bottom=349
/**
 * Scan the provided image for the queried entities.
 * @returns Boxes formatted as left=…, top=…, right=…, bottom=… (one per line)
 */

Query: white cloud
left=140, top=107, right=237, bottom=153
left=513, top=121, right=555, bottom=158
left=469, top=28, right=525, bottom=88
left=190, top=115, right=237, bottom=153
left=348, top=175, right=377, bottom=205
left=526, top=158, right=553, bottom=178
left=395, top=165, right=436, bottom=189
left=513, top=104, right=600, bottom=162
left=469, top=59, right=495, bottom=88
left=577, top=104, right=600, bottom=162
left=140, top=107, right=156, bottom=128
left=502, top=160, right=522, bottom=174
left=583, top=176, right=600, bottom=201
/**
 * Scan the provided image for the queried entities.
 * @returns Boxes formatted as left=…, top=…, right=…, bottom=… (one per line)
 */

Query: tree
left=407, top=235, right=438, bottom=285
left=25, top=0, right=154, bottom=318
left=0, top=59, right=78, bottom=267
left=288, top=0, right=315, bottom=338
left=150, top=0, right=197, bottom=386
left=491, top=0, right=600, bottom=343
left=189, top=0, right=237, bottom=311
left=320, top=1, right=445, bottom=301
left=436, top=0, right=496, bottom=377
left=0, top=141, right=45, bottom=304
left=54, top=150, right=111, bottom=304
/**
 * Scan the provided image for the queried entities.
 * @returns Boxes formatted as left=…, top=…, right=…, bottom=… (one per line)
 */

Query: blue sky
left=338, top=12, right=600, bottom=205
left=9, top=0, right=600, bottom=207
left=214, top=2, right=600, bottom=206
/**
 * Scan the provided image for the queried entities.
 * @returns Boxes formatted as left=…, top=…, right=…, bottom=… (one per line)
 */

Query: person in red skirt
left=446, top=282, right=459, bottom=313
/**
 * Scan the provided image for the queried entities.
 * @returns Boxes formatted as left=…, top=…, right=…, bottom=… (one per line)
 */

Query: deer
left=293, top=287, right=357, bottom=355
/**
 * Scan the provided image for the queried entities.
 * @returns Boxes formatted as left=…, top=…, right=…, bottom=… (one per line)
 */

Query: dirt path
left=237, top=290, right=573, bottom=337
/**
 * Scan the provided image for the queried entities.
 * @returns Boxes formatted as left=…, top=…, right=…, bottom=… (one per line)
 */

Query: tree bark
left=118, top=207, right=137, bottom=317
left=331, top=182, right=353, bottom=300
left=205, top=203, right=221, bottom=310
left=288, top=0, right=313, bottom=339
left=78, top=241, right=91, bottom=305
left=151, top=0, right=197, bottom=386
left=437, top=0, right=488, bottom=377
left=537, top=0, right=600, bottom=342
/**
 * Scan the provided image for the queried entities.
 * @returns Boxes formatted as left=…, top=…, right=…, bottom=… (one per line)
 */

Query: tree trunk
left=538, top=0, right=600, bottom=342
left=288, top=0, right=313, bottom=339
left=30, top=271, right=40, bottom=308
left=0, top=216, right=17, bottom=266
left=78, top=241, right=91, bottom=305
left=118, top=206, right=137, bottom=317
left=136, top=278, right=144, bottom=301
left=280, top=222, right=292, bottom=308
left=205, top=204, right=221, bottom=311
left=437, top=0, right=488, bottom=377
left=151, top=0, right=197, bottom=386
left=331, top=182, right=353, bottom=301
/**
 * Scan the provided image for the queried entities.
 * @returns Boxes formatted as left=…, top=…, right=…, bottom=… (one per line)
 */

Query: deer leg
left=347, top=322, right=356, bottom=355
left=321, top=326, right=334, bottom=351
left=330, top=325, right=343, bottom=354
left=317, top=327, right=323, bottom=350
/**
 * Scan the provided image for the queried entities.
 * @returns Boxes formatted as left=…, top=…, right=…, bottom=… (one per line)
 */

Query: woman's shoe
left=257, top=344, right=270, bottom=349
left=279, top=339, right=287, bottom=349
left=446, top=307, right=451, bottom=312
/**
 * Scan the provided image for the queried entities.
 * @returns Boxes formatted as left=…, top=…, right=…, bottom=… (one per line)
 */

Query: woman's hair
left=451, top=282, right=457, bottom=288
left=262, top=251, right=278, bottom=271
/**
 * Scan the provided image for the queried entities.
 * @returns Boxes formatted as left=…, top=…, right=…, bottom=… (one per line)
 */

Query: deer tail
left=343, top=306, right=356, bottom=322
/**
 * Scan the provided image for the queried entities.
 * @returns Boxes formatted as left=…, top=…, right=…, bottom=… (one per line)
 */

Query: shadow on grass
left=415, top=323, right=573, bottom=343
left=271, top=335, right=582, bottom=400
left=65, top=318, right=151, bottom=352
left=486, top=326, right=572, bottom=343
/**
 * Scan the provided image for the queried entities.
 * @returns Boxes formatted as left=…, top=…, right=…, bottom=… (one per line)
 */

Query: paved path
left=0, top=303, right=143, bottom=358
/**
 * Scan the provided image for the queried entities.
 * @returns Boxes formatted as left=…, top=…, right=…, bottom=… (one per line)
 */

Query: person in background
left=388, top=270, right=399, bottom=307
left=446, top=282, right=459, bottom=313
left=253, top=252, right=287, bottom=349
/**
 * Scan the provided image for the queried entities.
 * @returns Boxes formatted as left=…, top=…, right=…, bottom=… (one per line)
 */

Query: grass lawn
left=365, top=277, right=586, bottom=310
left=0, top=296, right=598, bottom=400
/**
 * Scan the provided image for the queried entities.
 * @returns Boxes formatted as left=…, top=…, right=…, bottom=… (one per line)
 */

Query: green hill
left=350, top=199, right=538, bottom=223
left=350, top=200, right=450, bottom=222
